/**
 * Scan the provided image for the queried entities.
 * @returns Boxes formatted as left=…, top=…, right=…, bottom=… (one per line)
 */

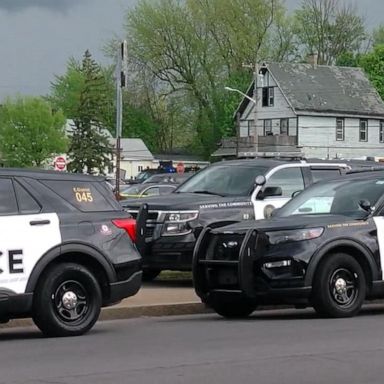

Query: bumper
left=106, top=270, right=142, bottom=305
left=144, top=234, right=196, bottom=270
left=193, top=227, right=312, bottom=306
left=0, top=292, right=33, bottom=320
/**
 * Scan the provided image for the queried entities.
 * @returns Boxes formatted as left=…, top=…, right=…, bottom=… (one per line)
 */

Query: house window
left=264, top=119, right=272, bottom=136
left=280, top=119, right=289, bottom=135
left=380, top=121, right=384, bottom=143
left=359, top=119, right=368, bottom=142
left=138, top=165, right=144, bottom=172
left=262, top=71, right=269, bottom=87
left=247, top=120, right=253, bottom=136
left=262, top=87, right=274, bottom=107
left=336, top=118, right=344, bottom=141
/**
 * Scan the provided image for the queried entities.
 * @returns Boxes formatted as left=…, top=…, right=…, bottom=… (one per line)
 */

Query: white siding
left=239, top=69, right=296, bottom=139
left=298, top=116, right=384, bottom=159
left=120, top=160, right=157, bottom=179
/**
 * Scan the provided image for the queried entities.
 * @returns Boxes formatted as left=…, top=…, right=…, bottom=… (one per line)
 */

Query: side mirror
left=359, top=199, right=372, bottom=212
left=255, top=175, right=266, bottom=187
left=258, top=186, right=283, bottom=200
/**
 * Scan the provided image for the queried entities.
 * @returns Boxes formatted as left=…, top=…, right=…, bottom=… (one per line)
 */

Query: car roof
left=343, top=169, right=384, bottom=179
left=309, top=169, right=384, bottom=185
left=210, top=158, right=384, bottom=169
left=210, top=158, right=297, bottom=168
left=0, top=168, right=106, bottom=182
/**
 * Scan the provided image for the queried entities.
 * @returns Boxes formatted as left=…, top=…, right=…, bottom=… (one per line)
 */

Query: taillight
left=112, top=218, right=137, bottom=242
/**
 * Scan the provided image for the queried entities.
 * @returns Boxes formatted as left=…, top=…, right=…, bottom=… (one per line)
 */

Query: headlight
left=162, top=211, right=199, bottom=236
left=266, top=227, right=324, bottom=245
left=164, top=211, right=199, bottom=222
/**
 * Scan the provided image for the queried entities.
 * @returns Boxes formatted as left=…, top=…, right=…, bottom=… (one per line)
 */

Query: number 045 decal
left=73, top=187, right=94, bottom=203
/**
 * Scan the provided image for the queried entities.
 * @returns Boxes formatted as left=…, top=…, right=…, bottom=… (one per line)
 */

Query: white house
left=111, top=138, right=157, bottom=179
left=215, top=62, right=384, bottom=160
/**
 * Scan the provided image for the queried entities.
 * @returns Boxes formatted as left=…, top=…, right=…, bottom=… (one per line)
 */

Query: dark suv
left=0, top=169, right=141, bottom=337
left=122, top=158, right=378, bottom=280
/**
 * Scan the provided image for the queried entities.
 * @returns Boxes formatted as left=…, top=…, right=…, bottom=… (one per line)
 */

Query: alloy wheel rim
left=329, top=268, right=358, bottom=307
left=53, top=280, right=89, bottom=324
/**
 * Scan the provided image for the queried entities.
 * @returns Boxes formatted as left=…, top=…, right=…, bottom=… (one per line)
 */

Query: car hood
left=120, top=192, right=235, bottom=210
left=211, top=214, right=367, bottom=234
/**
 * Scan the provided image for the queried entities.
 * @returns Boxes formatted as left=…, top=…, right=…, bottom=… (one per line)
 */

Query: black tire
left=142, top=269, right=161, bottom=282
left=32, top=263, right=102, bottom=337
left=312, top=253, right=366, bottom=318
left=209, top=295, right=257, bottom=318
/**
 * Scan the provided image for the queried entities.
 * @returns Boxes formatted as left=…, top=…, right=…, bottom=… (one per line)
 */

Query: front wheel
left=208, top=295, right=257, bottom=318
left=32, top=263, right=102, bottom=337
left=312, top=253, right=366, bottom=318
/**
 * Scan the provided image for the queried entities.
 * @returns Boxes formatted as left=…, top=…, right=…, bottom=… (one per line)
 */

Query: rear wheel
left=208, top=295, right=257, bottom=318
left=32, top=263, right=102, bottom=337
left=142, top=268, right=161, bottom=282
left=312, top=253, right=366, bottom=318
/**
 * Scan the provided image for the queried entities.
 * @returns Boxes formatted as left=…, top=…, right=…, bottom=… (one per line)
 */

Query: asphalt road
left=2, top=306, right=384, bottom=384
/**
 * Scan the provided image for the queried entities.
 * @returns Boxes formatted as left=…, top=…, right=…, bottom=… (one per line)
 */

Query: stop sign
left=54, top=156, right=67, bottom=171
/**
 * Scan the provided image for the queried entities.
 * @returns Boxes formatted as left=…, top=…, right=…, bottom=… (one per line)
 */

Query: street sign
left=54, top=156, right=67, bottom=171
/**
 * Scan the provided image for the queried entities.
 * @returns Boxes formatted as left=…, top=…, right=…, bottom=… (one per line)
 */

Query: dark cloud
left=0, top=0, right=89, bottom=13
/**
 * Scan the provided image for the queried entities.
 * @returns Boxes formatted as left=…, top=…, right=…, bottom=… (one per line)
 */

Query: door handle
left=29, top=220, right=50, bottom=226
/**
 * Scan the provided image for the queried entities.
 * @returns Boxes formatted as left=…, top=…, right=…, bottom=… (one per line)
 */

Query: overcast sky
left=0, top=0, right=382, bottom=101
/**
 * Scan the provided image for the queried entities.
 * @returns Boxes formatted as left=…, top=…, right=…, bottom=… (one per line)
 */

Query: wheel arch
left=305, top=239, right=378, bottom=291
left=26, top=243, right=116, bottom=303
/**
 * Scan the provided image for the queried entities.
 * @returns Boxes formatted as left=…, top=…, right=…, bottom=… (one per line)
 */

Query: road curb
left=0, top=302, right=211, bottom=330
left=100, top=302, right=210, bottom=321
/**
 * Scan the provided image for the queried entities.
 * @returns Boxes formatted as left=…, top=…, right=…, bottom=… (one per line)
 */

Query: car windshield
left=175, top=165, right=269, bottom=196
left=120, top=185, right=144, bottom=195
left=143, top=174, right=175, bottom=184
left=276, top=177, right=384, bottom=219
left=135, top=171, right=150, bottom=181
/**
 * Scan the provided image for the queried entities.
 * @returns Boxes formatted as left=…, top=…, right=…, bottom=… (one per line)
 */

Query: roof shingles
left=268, top=63, right=384, bottom=117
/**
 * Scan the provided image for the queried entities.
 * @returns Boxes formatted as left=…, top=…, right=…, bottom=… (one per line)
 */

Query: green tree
left=50, top=51, right=114, bottom=174
left=294, top=0, right=366, bottom=65
left=372, top=25, right=384, bottom=47
left=0, top=96, right=67, bottom=167
left=121, top=67, right=194, bottom=153
left=122, top=0, right=285, bottom=156
left=335, top=51, right=360, bottom=67
left=359, top=45, right=384, bottom=100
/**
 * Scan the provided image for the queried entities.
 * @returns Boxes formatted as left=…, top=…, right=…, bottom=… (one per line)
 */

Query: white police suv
left=0, top=169, right=141, bottom=337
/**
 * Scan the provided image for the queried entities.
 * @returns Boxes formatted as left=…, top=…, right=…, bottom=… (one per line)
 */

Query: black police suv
left=0, top=169, right=141, bottom=337
left=193, top=170, right=384, bottom=318
left=121, top=158, right=376, bottom=280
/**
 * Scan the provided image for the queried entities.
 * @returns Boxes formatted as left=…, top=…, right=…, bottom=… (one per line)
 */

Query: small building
left=214, top=62, right=384, bottom=159
left=112, top=138, right=156, bottom=179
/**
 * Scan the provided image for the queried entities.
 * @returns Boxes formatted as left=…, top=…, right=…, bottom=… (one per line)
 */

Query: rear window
left=42, top=180, right=120, bottom=212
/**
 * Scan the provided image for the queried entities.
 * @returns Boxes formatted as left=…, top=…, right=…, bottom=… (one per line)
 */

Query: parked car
left=119, top=183, right=178, bottom=199
left=122, top=158, right=377, bottom=280
left=0, top=168, right=141, bottom=337
left=193, top=170, right=384, bottom=319
left=142, top=172, right=194, bottom=184
left=128, top=169, right=171, bottom=184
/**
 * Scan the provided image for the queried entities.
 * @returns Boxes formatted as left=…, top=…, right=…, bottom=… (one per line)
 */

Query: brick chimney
left=307, top=52, right=318, bottom=68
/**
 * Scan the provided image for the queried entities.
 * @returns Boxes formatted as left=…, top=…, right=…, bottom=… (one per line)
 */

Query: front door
left=253, top=166, right=305, bottom=219
left=0, top=178, right=62, bottom=295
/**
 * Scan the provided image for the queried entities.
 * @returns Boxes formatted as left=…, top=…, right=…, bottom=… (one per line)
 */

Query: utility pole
left=115, top=40, right=128, bottom=199
left=253, top=61, right=259, bottom=156
left=236, top=112, right=241, bottom=158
